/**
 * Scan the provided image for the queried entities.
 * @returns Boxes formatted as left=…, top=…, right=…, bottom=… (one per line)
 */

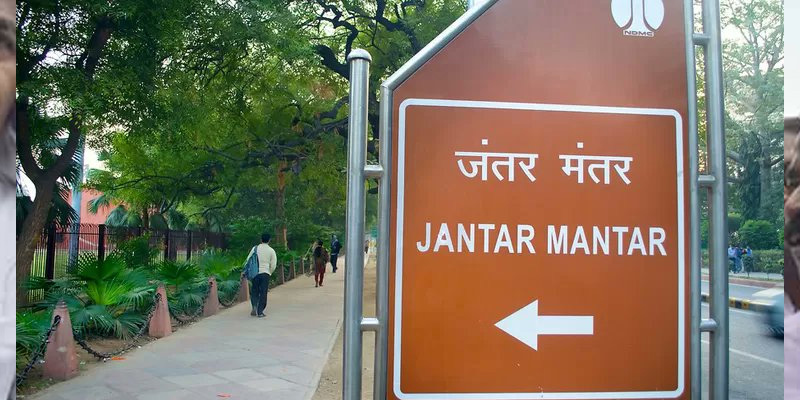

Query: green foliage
left=16, top=310, right=51, bottom=367
left=228, top=217, right=273, bottom=254
left=727, top=213, right=743, bottom=234
left=751, top=250, right=783, bottom=276
left=720, top=0, right=783, bottom=224
left=779, top=227, right=784, bottom=246
left=113, top=235, right=158, bottom=269
left=153, top=260, right=202, bottom=292
left=27, top=253, right=154, bottom=339
left=738, top=220, right=778, bottom=249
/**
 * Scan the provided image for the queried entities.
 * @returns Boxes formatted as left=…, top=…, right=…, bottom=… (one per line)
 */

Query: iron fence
left=28, top=223, right=227, bottom=302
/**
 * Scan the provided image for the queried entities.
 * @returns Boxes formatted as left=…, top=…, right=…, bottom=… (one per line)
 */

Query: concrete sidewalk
left=30, top=263, right=346, bottom=400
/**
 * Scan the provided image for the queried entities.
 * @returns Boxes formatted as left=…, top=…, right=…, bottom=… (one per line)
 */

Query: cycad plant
left=16, top=310, right=51, bottom=369
left=196, top=249, right=241, bottom=301
left=27, top=253, right=154, bottom=339
left=153, top=259, right=207, bottom=315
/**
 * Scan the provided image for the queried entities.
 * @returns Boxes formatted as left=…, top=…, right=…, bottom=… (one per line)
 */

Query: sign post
left=344, top=0, right=729, bottom=399
left=381, top=0, right=694, bottom=398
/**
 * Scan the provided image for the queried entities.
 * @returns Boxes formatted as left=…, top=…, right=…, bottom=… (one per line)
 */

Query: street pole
left=682, top=0, right=702, bottom=395
left=343, top=48, right=371, bottom=400
left=701, top=0, right=729, bottom=398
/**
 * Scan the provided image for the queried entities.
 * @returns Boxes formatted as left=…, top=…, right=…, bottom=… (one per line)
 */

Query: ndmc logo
left=611, top=0, right=664, bottom=37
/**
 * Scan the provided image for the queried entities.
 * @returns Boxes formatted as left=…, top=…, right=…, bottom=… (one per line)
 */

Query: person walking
left=246, top=233, right=277, bottom=317
left=734, top=246, right=743, bottom=273
left=727, top=245, right=736, bottom=273
left=330, top=235, right=341, bottom=273
left=313, top=239, right=329, bottom=287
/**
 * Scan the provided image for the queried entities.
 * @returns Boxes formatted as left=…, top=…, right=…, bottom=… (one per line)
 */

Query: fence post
left=164, top=230, right=170, bottom=261
left=186, top=231, right=193, bottom=261
left=97, top=224, right=106, bottom=263
left=291, top=259, right=296, bottom=279
left=279, top=262, right=285, bottom=284
left=43, top=301, right=78, bottom=380
left=45, top=224, right=56, bottom=280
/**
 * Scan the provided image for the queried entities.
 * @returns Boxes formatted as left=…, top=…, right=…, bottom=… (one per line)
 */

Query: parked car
left=753, top=287, right=784, bottom=338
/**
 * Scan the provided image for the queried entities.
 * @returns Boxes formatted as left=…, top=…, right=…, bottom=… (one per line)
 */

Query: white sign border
left=394, top=98, right=686, bottom=400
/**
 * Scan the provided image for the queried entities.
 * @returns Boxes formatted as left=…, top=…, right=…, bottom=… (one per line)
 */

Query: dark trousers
left=252, top=273, right=270, bottom=315
left=330, top=253, right=339, bottom=272
left=249, top=279, right=257, bottom=312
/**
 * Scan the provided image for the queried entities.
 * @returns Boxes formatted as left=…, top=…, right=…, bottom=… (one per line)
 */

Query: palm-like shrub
left=27, top=253, right=154, bottom=339
left=196, top=249, right=241, bottom=301
left=153, top=259, right=207, bottom=314
left=16, top=310, right=50, bottom=369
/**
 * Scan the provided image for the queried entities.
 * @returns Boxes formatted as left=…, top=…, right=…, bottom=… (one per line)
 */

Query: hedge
left=701, top=249, right=783, bottom=277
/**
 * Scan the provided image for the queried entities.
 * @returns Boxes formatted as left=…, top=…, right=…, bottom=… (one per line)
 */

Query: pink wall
left=64, top=189, right=113, bottom=225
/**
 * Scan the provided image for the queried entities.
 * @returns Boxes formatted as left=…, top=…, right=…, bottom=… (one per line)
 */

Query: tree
left=721, top=0, right=783, bottom=224
left=15, top=0, right=301, bottom=300
left=739, top=219, right=777, bottom=249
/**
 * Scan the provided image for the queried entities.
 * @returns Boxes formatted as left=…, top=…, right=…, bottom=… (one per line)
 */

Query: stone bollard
left=148, top=285, right=172, bottom=338
left=43, top=301, right=78, bottom=381
left=237, top=275, right=249, bottom=302
left=203, top=277, right=219, bottom=317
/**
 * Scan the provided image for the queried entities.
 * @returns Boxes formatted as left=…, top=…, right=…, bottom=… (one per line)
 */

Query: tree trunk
left=759, top=160, right=775, bottom=220
left=15, top=180, right=56, bottom=305
left=276, top=161, right=288, bottom=248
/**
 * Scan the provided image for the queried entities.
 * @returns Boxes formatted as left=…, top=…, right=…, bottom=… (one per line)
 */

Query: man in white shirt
left=247, top=234, right=277, bottom=318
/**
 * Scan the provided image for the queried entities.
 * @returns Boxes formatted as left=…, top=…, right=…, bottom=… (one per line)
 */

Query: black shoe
left=257, top=314, right=266, bottom=318
left=251, top=310, right=256, bottom=316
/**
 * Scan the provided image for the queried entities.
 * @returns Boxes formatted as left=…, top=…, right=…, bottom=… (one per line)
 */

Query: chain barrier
left=74, top=292, right=161, bottom=361
left=169, top=282, right=212, bottom=324
left=15, top=315, right=61, bottom=387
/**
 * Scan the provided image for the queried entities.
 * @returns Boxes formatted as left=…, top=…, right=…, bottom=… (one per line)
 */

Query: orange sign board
left=386, top=0, right=690, bottom=399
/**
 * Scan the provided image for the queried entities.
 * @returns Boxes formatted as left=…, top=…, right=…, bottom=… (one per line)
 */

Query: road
left=700, top=280, right=779, bottom=301
left=700, top=303, right=783, bottom=399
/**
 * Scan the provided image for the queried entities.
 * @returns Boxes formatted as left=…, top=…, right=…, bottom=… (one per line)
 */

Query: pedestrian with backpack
left=330, top=235, right=341, bottom=273
left=243, top=233, right=277, bottom=317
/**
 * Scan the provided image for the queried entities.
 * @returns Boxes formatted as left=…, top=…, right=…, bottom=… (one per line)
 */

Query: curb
left=700, top=292, right=772, bottom=312
left=701, top=274, right=782, bottom=288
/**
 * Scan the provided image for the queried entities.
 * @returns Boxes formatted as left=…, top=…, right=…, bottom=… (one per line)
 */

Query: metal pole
left=701, top=0, right=729, bottom=397
left=682, top=0, right=701, bottom=397
left=67, top=138, right=85, bottom=270
left=373, top=85, right=392, bottom=400
left=343, top=48, right=371, bottom=400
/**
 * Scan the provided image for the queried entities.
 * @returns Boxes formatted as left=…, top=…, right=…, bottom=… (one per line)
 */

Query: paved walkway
left=31, top=261, right=347, bottom=400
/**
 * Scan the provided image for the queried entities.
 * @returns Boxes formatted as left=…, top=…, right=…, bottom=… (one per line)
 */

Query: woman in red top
left=313, top=239, right=330, bottom=287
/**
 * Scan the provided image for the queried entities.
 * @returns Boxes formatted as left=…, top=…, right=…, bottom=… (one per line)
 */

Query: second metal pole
left=343, top=48, right=371, bottom=400
left=702, top=0, right=729, bottom=398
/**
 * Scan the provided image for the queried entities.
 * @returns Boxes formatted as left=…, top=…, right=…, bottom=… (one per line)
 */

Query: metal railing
left=28, top=223, right=227, bottom=302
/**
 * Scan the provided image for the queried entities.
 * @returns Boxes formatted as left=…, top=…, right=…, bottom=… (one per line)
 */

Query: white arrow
left=495, top=300, right=594, bottom=351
